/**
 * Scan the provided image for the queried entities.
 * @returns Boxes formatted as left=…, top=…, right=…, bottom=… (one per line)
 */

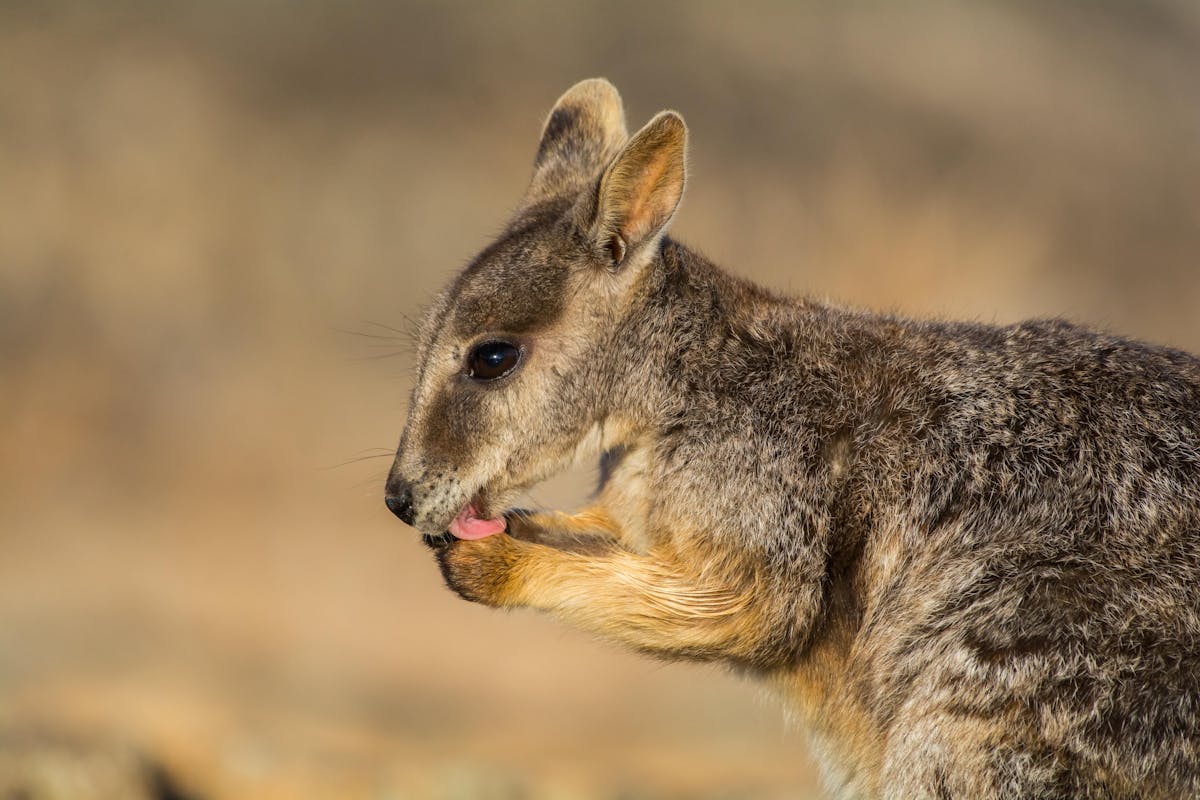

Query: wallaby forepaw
left=435, top=533, right=521, bottom=606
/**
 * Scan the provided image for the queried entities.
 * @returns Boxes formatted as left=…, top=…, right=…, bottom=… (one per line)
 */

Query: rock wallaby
left=385, top=79, right=1200, bottom=799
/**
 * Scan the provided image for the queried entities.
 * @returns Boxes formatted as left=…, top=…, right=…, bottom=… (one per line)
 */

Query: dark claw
left=422, top=532, right=454, bottom=550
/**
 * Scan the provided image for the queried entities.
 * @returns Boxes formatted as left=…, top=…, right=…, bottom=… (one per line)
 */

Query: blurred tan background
left=2, top=1, right=1199, bottom=798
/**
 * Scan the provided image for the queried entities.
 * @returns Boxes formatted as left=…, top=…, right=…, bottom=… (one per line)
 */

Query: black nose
left=384, top=487, right=415, bottom=526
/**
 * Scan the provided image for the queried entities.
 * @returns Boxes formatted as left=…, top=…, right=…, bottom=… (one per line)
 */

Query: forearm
left=437, top=528, right=773, bottom=661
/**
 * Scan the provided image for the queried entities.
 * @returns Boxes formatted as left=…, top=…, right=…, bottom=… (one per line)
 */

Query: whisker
left=321, top=453, right=396, bottom=471
left=363, top=319, right=418, bottom=336
left=353, top=471, right=391, bottom=491
left=350, top=350, right=412, bottom=362
left=334, top=327, right=408, bottom=342
left=336, top=320, right=420, bottom=363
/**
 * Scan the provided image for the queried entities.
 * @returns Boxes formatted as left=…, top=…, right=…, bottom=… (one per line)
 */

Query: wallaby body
left=385, top=79, right=1200, bottom=798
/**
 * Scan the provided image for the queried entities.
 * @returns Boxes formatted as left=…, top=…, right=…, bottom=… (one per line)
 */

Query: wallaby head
left=385, top=79, right=687, bottom=537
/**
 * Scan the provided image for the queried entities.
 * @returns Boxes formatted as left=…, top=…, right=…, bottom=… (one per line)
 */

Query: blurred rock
left=0, top=731, right=197, bottom=800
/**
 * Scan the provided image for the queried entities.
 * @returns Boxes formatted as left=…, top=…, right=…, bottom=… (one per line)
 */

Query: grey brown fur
left=385, top=79, right=1200, bottom=798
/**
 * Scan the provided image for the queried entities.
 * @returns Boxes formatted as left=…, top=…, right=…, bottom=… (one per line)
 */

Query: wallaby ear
left=527, top=78, right=628, bottom=202
left=591, top=111, right=687, bottom=269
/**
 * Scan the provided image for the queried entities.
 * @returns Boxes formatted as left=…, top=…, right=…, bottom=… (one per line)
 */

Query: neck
left=615, top=237, right=825, bottom=426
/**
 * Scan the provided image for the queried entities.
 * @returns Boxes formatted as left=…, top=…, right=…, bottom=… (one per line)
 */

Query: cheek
left=421, top=388, right=490, bottom=466
left=416, top=361, right=581, bottom=480
left=420, top=381, right=548, bottom=480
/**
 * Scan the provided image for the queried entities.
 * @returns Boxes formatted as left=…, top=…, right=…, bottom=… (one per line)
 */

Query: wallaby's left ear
left=591, top=111, right=687, bottom=269
left=527, top=78, right=628, bottom=203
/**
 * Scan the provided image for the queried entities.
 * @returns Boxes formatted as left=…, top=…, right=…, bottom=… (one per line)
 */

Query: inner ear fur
left=527, top=78, right=628, bottom=202
left=591, top=111, right=687, bottom=268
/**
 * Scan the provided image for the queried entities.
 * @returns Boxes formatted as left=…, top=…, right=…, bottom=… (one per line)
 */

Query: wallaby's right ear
left=526, top=78, right=628, bottom=202
left=589, top=111, right=687, bottom=270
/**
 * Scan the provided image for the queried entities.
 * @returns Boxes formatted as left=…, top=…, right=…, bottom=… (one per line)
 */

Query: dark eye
left=467, top=340, right=521, bottom=381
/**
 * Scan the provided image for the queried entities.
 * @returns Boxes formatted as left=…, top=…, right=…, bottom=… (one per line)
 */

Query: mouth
left=447, top=502, right=507, bottom=540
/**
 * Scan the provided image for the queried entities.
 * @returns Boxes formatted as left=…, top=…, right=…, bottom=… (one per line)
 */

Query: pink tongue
left=448, top=504, right=507, bottom=540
